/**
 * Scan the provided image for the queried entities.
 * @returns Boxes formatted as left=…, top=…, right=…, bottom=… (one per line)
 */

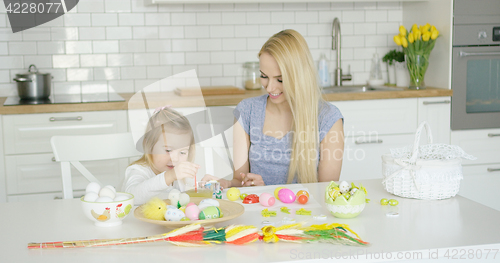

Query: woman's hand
left=240, top=172, right=265, bottom=187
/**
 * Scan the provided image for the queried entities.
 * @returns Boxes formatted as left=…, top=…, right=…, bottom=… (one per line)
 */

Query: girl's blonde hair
left=130, top=108, right=196, bottom=170
left=259, top=29, right=325, bottom=184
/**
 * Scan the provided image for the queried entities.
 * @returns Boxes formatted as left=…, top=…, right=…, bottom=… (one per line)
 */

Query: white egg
left=103, top=185, right=116, bottom=193
left=83, top=192, right=99, bottom=202
left=86, top=182, right=101, bottom=194
left=95, top=196, right=114, bottom=202
left=198, top=199, right=219, bottom=211
left=339, top=181, right=350, bottom=194
left=168, top=189, right=181, bottom=204
left=178, top=193, right=190, bottom=206
left=164, top=208, right=185, bottom=221
left=113, top=195, right=130, bottom=202
left=99, top=187, right=116, bottom=199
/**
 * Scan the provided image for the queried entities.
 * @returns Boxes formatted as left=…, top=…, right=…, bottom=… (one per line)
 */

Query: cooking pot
left=13, top=64, right=52, bottom=100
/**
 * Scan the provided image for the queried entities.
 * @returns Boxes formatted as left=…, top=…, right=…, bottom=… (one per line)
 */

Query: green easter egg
left=389, top=199, right=399, bottom=206
left=380, top=198, right=389, bottom=205
left=180, top=217, right=190, bottom=221
left=198, top=206, right=221, bottom=220
left=240, top=193, right=248, bottom=200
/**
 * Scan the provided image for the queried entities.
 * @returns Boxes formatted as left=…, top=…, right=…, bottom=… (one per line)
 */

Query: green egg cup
left=325, top=181, right=367, bottom=219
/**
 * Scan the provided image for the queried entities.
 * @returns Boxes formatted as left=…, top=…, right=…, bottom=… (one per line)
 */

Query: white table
left=2, top=179, right=500, bottom=263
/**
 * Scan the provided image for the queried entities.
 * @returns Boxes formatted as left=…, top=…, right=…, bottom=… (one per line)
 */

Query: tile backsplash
left=0, top=0, right=401, bottom=96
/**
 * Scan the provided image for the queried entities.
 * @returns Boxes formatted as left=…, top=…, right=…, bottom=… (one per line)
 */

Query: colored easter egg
left=242, top=194, right=259, bottom=204
left=380, top=198, right=389, bottom=205
left=278, top=188, right=296, bottom=203
left=186, top=202, right=196, bottom=207
left=297, top=194, right=309, bottom=204
left=179, top=206, right=186, bottom=213
left=226, top=187, right=241, bottom=201
left=83, top=192, right=99, bottom=202
left=389, top=199, right=399, bottom=206
left=328, top=187, right=341, bottom=200
left=274, top=187, right=285, bottom=199
left=185, top=205, right=201, bottom=220
left=164, top=208, right=185, bottom=221
left=85, top=182, right=101, bottom=194
left=180, top=217, right=190, bottom=221
left=339, top=181, right=350, bottom=194
left=199, top=206, right=222, bottom=220
left=296, top=190, right=309, bottom=198
left=259, top=193, right=275, bottom=207
left=240, top=193, right=248, bottom=200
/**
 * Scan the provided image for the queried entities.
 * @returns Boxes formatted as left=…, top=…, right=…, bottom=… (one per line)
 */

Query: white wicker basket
left=381, top=122, right=476, bottom=200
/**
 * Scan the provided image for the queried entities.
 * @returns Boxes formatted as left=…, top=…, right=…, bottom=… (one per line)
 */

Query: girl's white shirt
left=121, top=164, right=179, bottom=205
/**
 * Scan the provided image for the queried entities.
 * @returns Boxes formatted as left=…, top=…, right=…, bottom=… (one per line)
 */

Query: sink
left=322, top=85, right=403, bottom=94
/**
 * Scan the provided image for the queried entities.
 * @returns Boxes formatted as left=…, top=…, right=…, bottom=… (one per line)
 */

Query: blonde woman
left=205, top=29, right=344, bottom=188
left=122, top=107, right=199, bottom=204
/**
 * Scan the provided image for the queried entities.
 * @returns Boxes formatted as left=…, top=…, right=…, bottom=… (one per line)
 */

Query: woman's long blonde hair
left=259, top=29, right=325, bottom=184
left=131, top=108, right=196, bottom=171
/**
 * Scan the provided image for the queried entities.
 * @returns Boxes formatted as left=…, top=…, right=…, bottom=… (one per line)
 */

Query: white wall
left=0, top=0, right=404, bottom=96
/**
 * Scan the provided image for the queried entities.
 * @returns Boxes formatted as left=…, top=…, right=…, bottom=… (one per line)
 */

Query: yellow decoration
left=226, top=187, right=240, bottom=201
left=274, top=187, right=285, bottom=199
left=295, top=208, right=311, bottom=216
left=280, top=207, right=290, bottom=214
left=141, top=197, right=167, bottom=221
left=261, top=209, right=277, bottom=217
left=262, top=223, right=302, bottom=243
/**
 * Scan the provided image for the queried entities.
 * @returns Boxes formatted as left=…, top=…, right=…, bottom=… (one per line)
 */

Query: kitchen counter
left=1, top=178, right=499, bottom=263
left=0, top=87, right=452, bottom=115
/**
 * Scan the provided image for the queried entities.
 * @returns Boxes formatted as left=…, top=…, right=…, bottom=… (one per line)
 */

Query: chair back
left=51, top=133, right=142, bottom=199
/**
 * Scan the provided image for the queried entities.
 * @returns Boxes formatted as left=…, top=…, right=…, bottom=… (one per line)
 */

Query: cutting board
left=174, top=86, right=246, bottom=96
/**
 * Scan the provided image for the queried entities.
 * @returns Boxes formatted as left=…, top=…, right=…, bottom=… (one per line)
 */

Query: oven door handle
left=459, top=51, right=500, bottom=57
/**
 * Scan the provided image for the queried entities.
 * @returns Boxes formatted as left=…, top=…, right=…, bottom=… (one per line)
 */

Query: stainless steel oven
left=451, top=0, right=500, bottom=130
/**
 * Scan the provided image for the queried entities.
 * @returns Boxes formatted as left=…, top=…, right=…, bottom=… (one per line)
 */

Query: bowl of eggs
left=81, top=182, right=134, bottom=227
left=325, top=181, right=368, bottom=219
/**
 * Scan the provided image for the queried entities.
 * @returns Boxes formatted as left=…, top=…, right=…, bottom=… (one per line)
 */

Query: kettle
left=13, top=64, right=52, bottom=100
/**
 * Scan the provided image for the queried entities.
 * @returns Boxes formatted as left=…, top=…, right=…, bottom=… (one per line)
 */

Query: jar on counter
left=243, top=62, right=262, bottom=90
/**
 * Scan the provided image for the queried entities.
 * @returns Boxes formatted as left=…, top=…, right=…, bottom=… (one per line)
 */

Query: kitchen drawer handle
left=460, top=51, right=500, bottom=57
left=52, top=157, right=56, bottom=162
left=488, top=133, right=500, bottom=137
left=355, top=139, right=383, bottom=144
left=487, top=168, right=500, bottom=172
left=49, top=116, right=83, bottom=122
left=423, top=100, right=451, bottom=105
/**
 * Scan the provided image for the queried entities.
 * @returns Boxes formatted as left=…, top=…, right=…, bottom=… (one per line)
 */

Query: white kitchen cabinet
left=417, top=97, right=451, bottom=144
left=340, top=134, right=414, bottom=180
left=3, top=111, right=127, bottom=155
left=332, top=98, right=418, bottom=137
left=2, top=110, right=129, bottom=202
left=451, top=128, right=500, bottom=166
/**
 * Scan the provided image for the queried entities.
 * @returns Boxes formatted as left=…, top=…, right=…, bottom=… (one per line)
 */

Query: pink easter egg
left=278, top=188, right=296, bottom=203
left=259, top=193, right=275, bottom=207
left=186, top=202, right=196, bottom=207
left=185, top=205, right=200, bottom=220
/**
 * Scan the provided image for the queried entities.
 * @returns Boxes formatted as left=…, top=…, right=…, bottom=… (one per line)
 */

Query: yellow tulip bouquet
left=393, top=24, right=439, bottom=89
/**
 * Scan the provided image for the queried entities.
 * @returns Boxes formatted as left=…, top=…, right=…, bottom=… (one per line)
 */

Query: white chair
left=51, top=133, right=142, bottom=199
left=196, top=124, right=234, bottom=178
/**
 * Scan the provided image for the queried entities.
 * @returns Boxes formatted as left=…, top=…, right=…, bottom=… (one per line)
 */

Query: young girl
left=204, top=29, right=344, bottom=188
left=122, top=107, right=199, bottom=204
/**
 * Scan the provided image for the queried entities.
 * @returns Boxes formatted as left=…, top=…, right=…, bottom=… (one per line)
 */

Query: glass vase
left=405, top=54, right=429, bottom=90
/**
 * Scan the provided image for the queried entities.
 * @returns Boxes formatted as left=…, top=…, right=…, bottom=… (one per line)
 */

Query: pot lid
left=16, top=64, right=50, bottom=76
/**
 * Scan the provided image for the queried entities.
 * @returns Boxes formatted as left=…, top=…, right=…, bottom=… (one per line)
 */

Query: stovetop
left=3, top=92, right=125, bottom=106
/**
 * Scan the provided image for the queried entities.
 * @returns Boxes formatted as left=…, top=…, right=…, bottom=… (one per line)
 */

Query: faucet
left=332, top=17, right=352, bottom=86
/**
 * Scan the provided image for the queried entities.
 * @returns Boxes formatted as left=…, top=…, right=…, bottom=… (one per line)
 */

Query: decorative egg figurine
left=296, top=190, right=309, bottom=204
left=339, top=181, right=350, bottom=194
left=242, top=194, right=259, bottom=204
left=389, top=199, right=399, bottom=206
left=178, top=193, right=190, bottom=207
left=296, top=190, right=309, bottom=198
left=164, top=208, right=185, bottom=221
left=226, top=187, right=240, bottom=201
left=274, top=187, right=285, bottom=199
left=325, top=181, right=368, bottom=219
left=278, top=188, right=296, bottom=203
left=185, top=205, right=201, bottom=220
left=259, top=193, right=275, bottom=207
left=198, top=206, right=222, bottom=220
left=380, top=198, right=389, bottom=205
left=198, top=199, right=220, bottom=211
left=168, top=189, right=181, bottom=205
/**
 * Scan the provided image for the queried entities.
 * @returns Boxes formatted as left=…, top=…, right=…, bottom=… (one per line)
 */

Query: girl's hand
left=172, top=161, right=200, bottom=181
left=240, top=172, right=265, bottom=187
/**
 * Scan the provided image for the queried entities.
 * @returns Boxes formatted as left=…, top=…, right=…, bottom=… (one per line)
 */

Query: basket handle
left=409, top=121, right=433, bottom=163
